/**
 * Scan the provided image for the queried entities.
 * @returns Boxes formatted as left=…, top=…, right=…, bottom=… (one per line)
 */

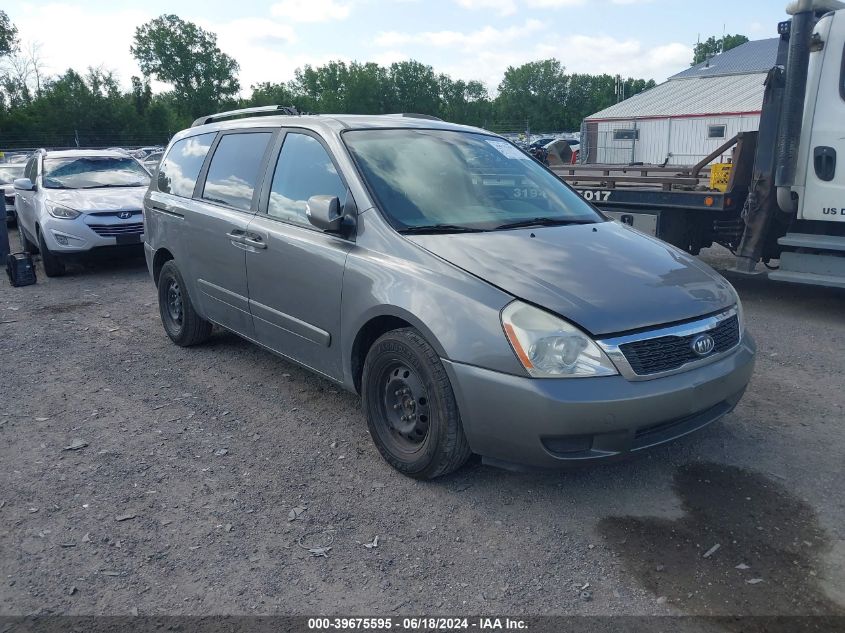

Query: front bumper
left=443, top=334, right=756, bottom=469
left=40, top=214, right=144, bottom=253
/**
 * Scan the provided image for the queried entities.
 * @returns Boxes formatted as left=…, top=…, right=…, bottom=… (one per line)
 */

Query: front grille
left=620, top=315, right=739, bottom=376
left=4, top=194, right=14, bottom=205
left=88, top=222, right=144, bottom=237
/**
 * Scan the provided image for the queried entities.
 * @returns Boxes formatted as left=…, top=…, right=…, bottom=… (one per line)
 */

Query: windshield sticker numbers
left=578, top=190, right=611, bottom=202
left=513, top=187, right=548, bottom=199
left=486, top=140, right=530, bottom=160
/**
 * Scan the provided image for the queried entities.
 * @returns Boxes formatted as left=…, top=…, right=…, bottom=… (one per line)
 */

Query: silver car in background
left=14, top=149, right=150, bottom=276
left=144, top=109, right=755, bottom=479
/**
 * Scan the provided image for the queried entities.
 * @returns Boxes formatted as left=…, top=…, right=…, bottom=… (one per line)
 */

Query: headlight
left=46, top=201, right=81, bottom=219
left=501, top=301, right=618, bottom=378
left=732, top=288, right=745, bottom=335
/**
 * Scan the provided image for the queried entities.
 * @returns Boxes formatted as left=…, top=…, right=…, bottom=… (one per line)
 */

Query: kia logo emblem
left=118, top=211, right=133, bottom=219
left=691, top=333, right=715, bottom=356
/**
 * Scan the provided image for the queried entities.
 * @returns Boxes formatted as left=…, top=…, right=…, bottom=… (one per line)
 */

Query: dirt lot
left=1, top=230, right=844, bottom=617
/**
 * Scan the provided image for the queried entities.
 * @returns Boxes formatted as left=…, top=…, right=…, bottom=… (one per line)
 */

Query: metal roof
left=584, top=38, right=779, bottom=121
left=670, top=38, right=780, bottom=80
left=585, top=73, right=768, bottom=120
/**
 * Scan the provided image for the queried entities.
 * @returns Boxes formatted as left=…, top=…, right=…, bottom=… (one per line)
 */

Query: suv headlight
left=501, top=301, right=618, bottom=378
left=46, top=201, right=81, bottom=219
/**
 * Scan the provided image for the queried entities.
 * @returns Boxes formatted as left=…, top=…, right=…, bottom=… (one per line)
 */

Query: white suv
left=14, top=149, right=151, bottom=276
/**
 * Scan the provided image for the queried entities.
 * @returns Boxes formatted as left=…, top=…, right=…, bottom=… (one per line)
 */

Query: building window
left=612, top=128, right=639, bottom=141
left=708, top=125, right=727, bottom=139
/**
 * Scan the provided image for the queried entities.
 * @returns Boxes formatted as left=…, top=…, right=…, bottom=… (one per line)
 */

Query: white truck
left=565, top=0, right=845, bottom=288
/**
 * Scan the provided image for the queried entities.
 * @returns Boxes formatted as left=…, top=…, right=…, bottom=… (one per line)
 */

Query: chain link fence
left=1, top=129, right=172, bottom=152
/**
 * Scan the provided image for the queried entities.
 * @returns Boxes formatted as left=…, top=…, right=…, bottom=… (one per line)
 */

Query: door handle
left=226, top=230, right=247, bottom=244
left=813, top=146, right=836, bottom=182
left=243, top=233, right=267, bottom=249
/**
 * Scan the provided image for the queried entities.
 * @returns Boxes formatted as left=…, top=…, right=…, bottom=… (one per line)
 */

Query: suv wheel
left=37, top=229, right=65, bottom=277
left=362, top=328, right=472, bottom=479
left=157, top=260, right=212, bottom=346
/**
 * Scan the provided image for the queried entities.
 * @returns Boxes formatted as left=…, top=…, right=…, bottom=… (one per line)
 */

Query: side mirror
left=306, top=195, right=343, bottom=232
left=13, top=178, right=35, bottom=191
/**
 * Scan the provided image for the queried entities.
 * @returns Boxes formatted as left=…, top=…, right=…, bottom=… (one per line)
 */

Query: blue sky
left=8, top=1, right=786, bottom=95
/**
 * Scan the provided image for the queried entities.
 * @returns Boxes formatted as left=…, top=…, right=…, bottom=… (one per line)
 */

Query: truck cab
left=792, top=8, right=845, bottom=223
left=765, top=0, right=845, bottom=287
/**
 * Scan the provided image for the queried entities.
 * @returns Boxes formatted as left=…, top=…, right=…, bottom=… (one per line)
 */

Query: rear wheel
left=157, top=260, right=212, bottom=346
left=37, top=229, right=65, bottom=277
left=362, top=328, right=471, bottom=479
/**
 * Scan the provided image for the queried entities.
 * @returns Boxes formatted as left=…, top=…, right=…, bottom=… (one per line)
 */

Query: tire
left=157, top=260, right=212, bottom=347
left=20, top=226, right=38, bottom=254
left=37, top=229, right=65, bottom=277
left=362, top=327, right=472, bottom=479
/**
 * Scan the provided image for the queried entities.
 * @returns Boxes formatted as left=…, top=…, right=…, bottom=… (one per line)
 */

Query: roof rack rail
left=191, top=105, right=302, bottom=128
left=393, top=113, right=443, bottom=121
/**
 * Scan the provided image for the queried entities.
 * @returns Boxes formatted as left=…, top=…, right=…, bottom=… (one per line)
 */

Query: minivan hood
left=44, top=187, right=146, bottom=212
left=406, top=221, right=735, bottom=336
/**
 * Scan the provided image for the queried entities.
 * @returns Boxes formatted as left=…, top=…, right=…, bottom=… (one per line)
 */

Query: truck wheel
left=37, top=230, right=65, bottom=277
left=157, top=260, right=212, bottom=346
left=362, top=327, right=472, bottom=479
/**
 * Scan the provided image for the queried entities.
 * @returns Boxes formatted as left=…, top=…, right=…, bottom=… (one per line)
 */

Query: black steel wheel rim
left=166, top=278, right=183, bottom=326
left=377, top=361, right=432, bottom=453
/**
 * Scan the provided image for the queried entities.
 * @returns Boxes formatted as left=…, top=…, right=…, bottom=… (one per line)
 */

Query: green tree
left=385, top=61, right=441, bottom=115
left=0, top=10, right=18, bottom=57
left=692, top=34, right=749, bottom=65
left=496, top=59, right=569, bottom=131
left=344, top=62, right=389, bottom=113
left=131, top=14, right=240, bottom=118
left=722, top=34, right=750, bottom=53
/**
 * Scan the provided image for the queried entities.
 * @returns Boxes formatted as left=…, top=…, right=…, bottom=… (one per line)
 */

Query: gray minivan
left=143, top=107, right=755, bottom=479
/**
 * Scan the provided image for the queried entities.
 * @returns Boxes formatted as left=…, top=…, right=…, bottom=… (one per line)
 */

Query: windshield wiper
left=80, top=183, right=146, bottom=189
left=399, top=224, right=487, bottom=234
left=492, top=217, right=594, bottom=230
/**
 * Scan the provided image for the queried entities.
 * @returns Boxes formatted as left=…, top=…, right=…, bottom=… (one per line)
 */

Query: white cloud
left=375, top=19, right=545, bottom=51
left=536, top=35, right=690, bottom=79
left=525, top=0, right=586, bottom=7
left=8, top=1, right=692, bottom=103
left=214, top=18, right=298, bottom=46
left=10, top=4, right=151, bottom=87
left=455, top=0, right=518, bottom=16
left=270, top=0, right=352, bottom=23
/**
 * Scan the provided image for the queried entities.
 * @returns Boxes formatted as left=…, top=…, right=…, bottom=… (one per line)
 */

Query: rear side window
left=267, top=133, right=346, bottom=226
left=202, top=132, right=272, bottom=211
left=157, top=133, right=215, bottom=198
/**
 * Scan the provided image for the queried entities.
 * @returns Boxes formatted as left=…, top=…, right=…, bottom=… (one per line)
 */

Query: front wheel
left=362, top=328, right=472, bottom=479
left=37, top=229, right=65, bottom=277
left=157, top=260, right=212, bottom=346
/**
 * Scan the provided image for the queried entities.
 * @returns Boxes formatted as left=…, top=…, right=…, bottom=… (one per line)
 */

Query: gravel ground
left=0, top=230, right=843, bottom=617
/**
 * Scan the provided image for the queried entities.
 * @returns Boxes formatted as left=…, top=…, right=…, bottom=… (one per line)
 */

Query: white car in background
left=14, top=149, right=151, bottom=276
left=1, top=162, right=26, bottom=225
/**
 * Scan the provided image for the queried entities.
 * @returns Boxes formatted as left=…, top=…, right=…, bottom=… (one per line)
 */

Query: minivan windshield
left=43, top=156, right=151, bottom=189
left=344, top=129, right=602, bottom=232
